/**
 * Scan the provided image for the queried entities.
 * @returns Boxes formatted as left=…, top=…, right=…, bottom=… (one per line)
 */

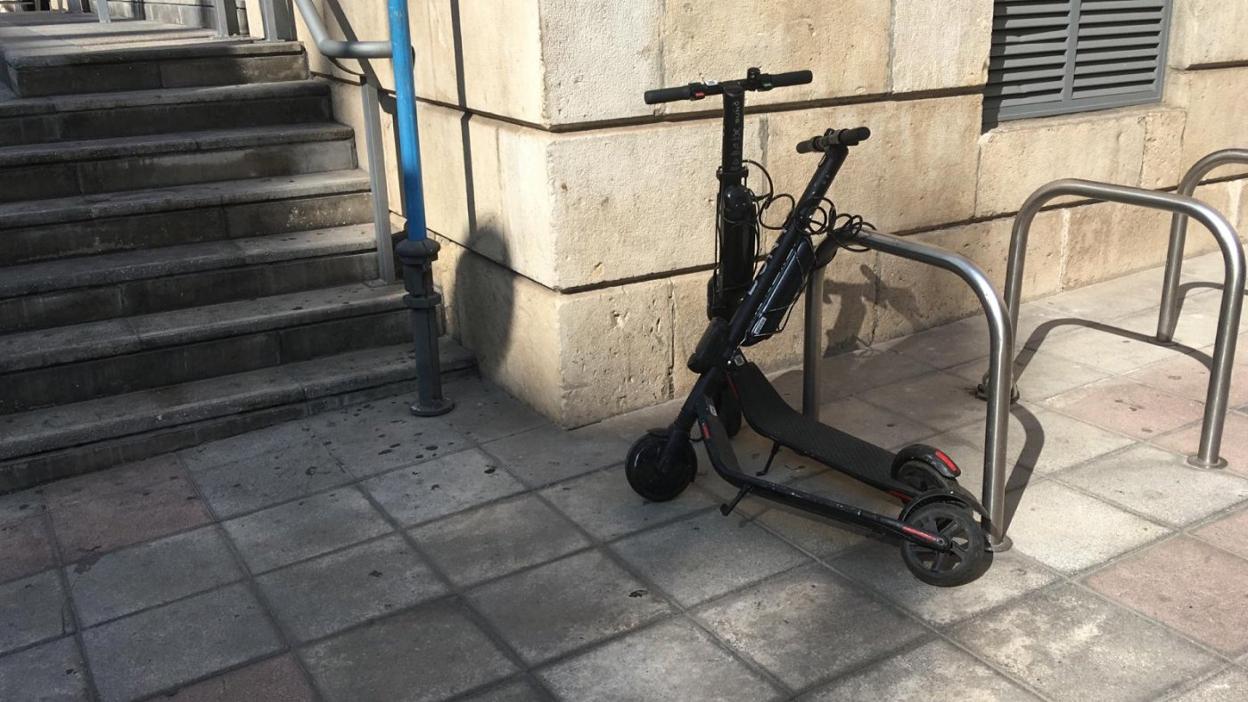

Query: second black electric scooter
left=627, top=68, right=993, bottom=586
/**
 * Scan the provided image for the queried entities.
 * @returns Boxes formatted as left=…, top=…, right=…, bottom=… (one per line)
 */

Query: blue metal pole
left=387, top=0, right=426, bottom=242
left=388, top=0, right=453, bottom=416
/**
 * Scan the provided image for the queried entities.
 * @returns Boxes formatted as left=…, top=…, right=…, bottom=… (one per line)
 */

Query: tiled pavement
left=3, top=253, right=1248, bottom=701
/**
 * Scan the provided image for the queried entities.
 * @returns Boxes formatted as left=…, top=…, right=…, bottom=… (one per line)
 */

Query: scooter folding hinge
left=720, top=486, right=752, bottom=516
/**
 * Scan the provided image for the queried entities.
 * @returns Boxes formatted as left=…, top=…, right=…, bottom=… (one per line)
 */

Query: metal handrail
left=802, top=231, right=1015, bottom=550
left=284, top=0, right=396, bottom=281
left=1005, top=179, right=1245, bottom=468
left=290, top=0, right=390, bottom=58
left=1157, top=148, right=1248, bottom=342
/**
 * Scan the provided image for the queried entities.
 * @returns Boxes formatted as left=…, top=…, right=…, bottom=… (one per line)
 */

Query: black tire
left=900, top=501, right=992, bottom=587
left=714, top=387, right=743, bottom=438
left=895, top=460, right=952, bottom=494
left=626, top=433, right=697, bottom=502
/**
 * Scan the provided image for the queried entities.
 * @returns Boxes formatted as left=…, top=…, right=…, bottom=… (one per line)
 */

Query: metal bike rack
left=1004, top=179, right=1245, bottom=468
left=802, top=230, right=1015, bottom=550
left=1158, top=149, right=1248, bottom=341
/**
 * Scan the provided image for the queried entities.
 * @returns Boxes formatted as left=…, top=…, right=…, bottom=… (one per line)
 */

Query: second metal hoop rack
left=1003, top=163, right=1246, bottom=468
left=801, top=232, right=1016, bottom=551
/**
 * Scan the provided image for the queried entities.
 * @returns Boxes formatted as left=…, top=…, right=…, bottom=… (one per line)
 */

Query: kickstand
left=755, top=442, right=782, bottom=477
left=720, top=486, right=752, bottom=516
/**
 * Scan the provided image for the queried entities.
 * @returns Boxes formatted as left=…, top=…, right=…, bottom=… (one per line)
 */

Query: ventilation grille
left=986, top=0, right=1171, bottom=125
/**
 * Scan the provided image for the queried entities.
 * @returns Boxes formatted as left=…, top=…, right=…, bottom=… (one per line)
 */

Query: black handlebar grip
left=795, top=137, right=821, bottom=154
left=768, top=70, right=813, bottom=88
left=644, top=85, right=695, bottom=105
left=838, top=127, right=871, bottom=145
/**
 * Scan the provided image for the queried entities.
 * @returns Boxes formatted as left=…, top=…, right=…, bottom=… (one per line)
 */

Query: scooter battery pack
left=744, top=237, right=814, bottom=345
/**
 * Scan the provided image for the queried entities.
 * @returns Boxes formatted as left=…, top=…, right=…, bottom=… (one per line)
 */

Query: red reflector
left=888, top=490, right=912, bottom=503
left=900, top=525, right=940, bottom=543
left=701, top=424, right=711, bottom=440
left=934, top=449, right=960, bottom=476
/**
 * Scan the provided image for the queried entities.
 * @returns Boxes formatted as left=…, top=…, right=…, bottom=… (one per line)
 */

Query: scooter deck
left=728, top=361, right=902, bottom=492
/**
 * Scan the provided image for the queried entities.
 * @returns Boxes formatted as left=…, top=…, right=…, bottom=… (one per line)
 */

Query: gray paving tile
left=412, top=495, right=590, bottom=587
left=82, top=584, right=283, bottom=702
left=301, top=602, right=517, bottom=702
left=0, top=570, right=71, bottom=656
left=0, top=636, right=89, bottom=702
left=191, top=441, right=353, bottom=518
left=160, top=654, right=314, bottom=702
left=877, top=316, right=992, bottom=370
left=1037, top=269, right=1168, bottom=323
left=66, top=525, right=242, bottom=627
left=937, top=405, right=1136, bottom=477
left=953, top=584, right=1216, bottom=702
left=1169, top=667, right=1248, bottom=702
left=830, top=541, right=1059, bottom=627
left=443, top=376, right=549, bottom=443
left=178, top=421, right=318, bottom=473
left=361, top=448, right=526, bottom=527
left=222, top=488, right=391, bottom=574
left=611, top=510, right=808, bottom=607
left=864, top=370, right=992, bottom=432
left=1059, top=444, right=1248, bottom=527
left=256, top=534, right=446, bottom=643
left=483, top=424, right=630, bottom=487
left=1032, top=324, right=1180, bottom=374
left=0, top=489, right=44, bottom=526
left=468, top=550, right=672, bottom=665
left=539, top=466, right=714, bottom=541
left=537, top=618, right=781, bottom=702
left=309, top=396, right=470, bottom=478
left=809, top=346, right=941, bottom=400
left=949, top=347, right=1110, bottom=402
left=798, top=639, right=1039, bottom=701
left=695, top=564, right=926, bottom=689
left=0, top=514, right=56, bottom=584
left=1006, top=480, right=1170, bottom=574
left=458, top=678, right=549, bottom=702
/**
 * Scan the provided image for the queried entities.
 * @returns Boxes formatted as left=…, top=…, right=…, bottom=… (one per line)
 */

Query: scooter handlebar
left=796, top=127, right=872, bottom=153
left=643, top=68, right=812, bottom=105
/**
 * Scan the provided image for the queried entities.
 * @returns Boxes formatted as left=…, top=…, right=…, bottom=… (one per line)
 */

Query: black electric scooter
left=627, top=68, right=992, bottom=586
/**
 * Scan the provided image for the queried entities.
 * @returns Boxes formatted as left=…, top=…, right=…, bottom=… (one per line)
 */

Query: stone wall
left=285, top=0, right=1248, bottom=427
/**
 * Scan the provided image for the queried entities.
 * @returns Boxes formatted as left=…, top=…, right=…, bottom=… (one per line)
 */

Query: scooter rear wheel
left=900, top=501, right=991, bottom=587
left=895, top=460, right=952, bottom=493
left=626, top=433, right=697, bottom=502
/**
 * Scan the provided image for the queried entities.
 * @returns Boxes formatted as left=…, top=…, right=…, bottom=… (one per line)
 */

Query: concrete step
left=0, top=78, right=333, bottom=146
left=0, top=282, right=410, bottom=414
left=0, top=340, right=476, bottom=491
left=4, top=40, right=309, bottom=98
left=0, top=224, right=385, bottom=333
left=0, top=123, right=357, bottom=203
left=0, top=170, right=374, bottom=265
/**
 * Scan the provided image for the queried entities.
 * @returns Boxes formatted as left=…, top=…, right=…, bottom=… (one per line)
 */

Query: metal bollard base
left=987, top=534, right=1013, bottom=552
left=396, top=236, right=454, bottom=418
left=1187, top=455, right=1228, bottom=470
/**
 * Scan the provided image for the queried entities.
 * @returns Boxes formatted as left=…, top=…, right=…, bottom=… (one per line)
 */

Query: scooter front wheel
left=626, top=432, right=697, bottom=502
left=900, top=501, right=992, bottom=587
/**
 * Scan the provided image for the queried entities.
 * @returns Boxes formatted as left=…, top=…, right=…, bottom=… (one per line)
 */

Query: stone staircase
left=0, top=21, right=471, bottom=491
